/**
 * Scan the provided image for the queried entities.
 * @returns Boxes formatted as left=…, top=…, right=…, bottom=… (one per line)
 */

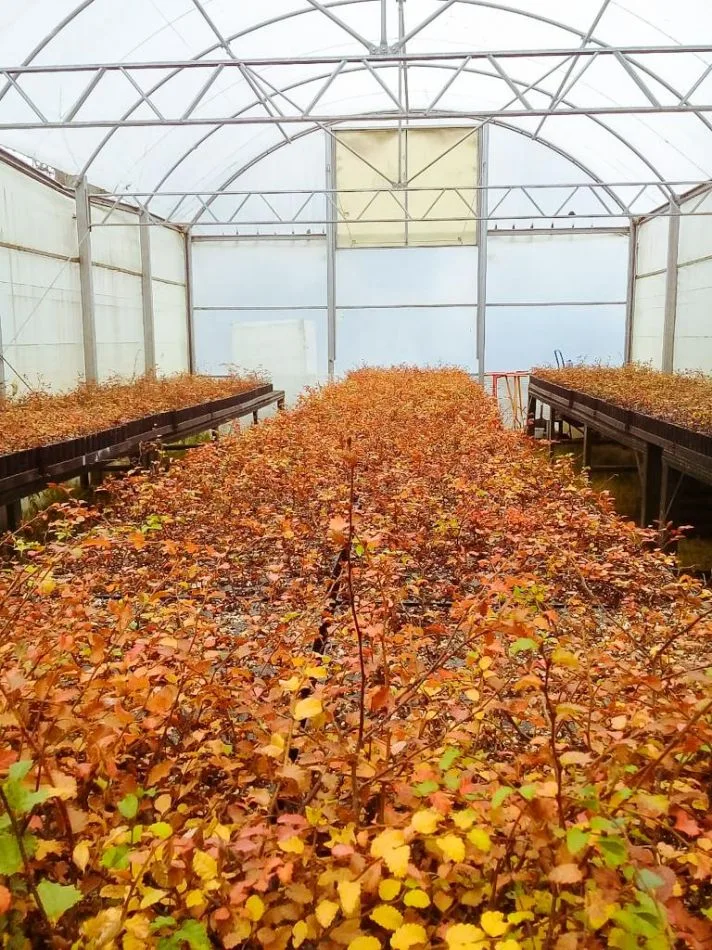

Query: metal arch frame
left=4, top=0, right=709, bottom=212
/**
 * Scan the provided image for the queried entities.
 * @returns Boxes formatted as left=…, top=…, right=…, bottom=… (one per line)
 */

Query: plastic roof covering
left=0, top=0, right=710, bottom=223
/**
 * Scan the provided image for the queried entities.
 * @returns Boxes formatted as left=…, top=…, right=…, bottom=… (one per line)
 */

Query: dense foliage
left=0, top=374, right=265, bottom=454
left=534, top=365, right=712, bottom=436
left=0, top=368, right=711, bottom=949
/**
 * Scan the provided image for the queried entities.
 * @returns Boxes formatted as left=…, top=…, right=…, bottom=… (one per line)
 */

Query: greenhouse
left=0, top=3, right=712, bottom=948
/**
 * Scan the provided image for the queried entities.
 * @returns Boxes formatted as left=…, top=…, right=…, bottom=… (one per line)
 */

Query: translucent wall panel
left=630, top=273, right=666, bottom=368
left=636, top=213, right=669, bottom=276
left=674, top=189, right=712, bottom=371
left=90, top=206, right=141, bottom=273
left=486, top=306, right=625, bottom=372
left=92, top=268, right=144, bottom=380
left=486, top=232, right=628, bottom=370
left=195, top=310, right=327, bottom=404
left=0, top=161, right=77, bottom=255
left=151, top=226, right=186, bottom=284
left=192, top=239, right=327, bottom=309
left=192, top=238, right=328, bottom=400
left=153, top=282, right=189, bottom=376
left=335, top=308, right=477, bottom=375
left=337, top=247, right=477, bottom=307
left=0, top=249, right=84, bottom=391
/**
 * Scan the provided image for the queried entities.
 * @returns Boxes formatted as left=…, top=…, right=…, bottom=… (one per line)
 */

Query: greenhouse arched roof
left=0, top=0, right=710, bottom=222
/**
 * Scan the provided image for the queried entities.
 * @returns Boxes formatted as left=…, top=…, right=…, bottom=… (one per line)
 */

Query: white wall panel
left=636, top=212, right=669, bottom=276
left=0, top=161, right=77, bottom=256
left=679, top=190, right=712, bottom=266
left=337, top=247, right=477, bottom=307
left=488, top=232, right=628, bottom=305
left=630, top=273, right=666, bottom=367
left=674, top=258, right=712, bottom=371
left=90, top=205, right=141, bottom=273
left=486, top=305, right=625, bottom=372
left=0, top=248, right=84, bottom=390
left=92, top=267, right=144, bottom=379
left=335, top=307, right=477, bottom=375
left=153, top=281, right=189, bottom=375
left=192, top=239, right=327, bottom=309
left=195, top=309, right=327, bottom=404
left=151, top=226, right=186, bottom=284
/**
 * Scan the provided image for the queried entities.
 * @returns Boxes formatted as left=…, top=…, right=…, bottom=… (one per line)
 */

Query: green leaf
left=36, top=880, right=82, bottom=922
left=566, top=827, right=590, bottom=855
left=7, top=761, right=32, bottom=783
left=439, top=747, right=461, bottom=771
left=492, top=786, right=514, bottom=809
left=118, top=794, right=139, bottom=820
left=158, top=920, right=212, bottom=950
left=101, top=844, right=130, bottom=870
left=0, top=833, right=22, bottom=875
left=598, top=836, right=628, bottom=869
left=510, top=638, right=538, bottom=656
left=519, top=784, right=537, bottom=801
left=413, top=780, right=439, bottom=798
left=3, top=779, right=50, bottom=817
left=151, top=916, right=178, bottom=932
left=149, top=822, right=173, bottom=840
left=636, top=869, right=664, bottom=892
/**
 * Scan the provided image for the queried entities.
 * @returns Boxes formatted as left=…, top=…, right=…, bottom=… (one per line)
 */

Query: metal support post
left=184, top=228, right=196, bottom=373
left=662, top=197, right=680, bottom=372
left=325, top=134, right=337, bottom=380
left=76, top=178, right=98, bottom=383
left=640, top=443, right=663, bottom=527
left=476, top=123, right=489, bottom=385
left=624, top=218, right=637, bottom=364
left=140, top=210, right=156, bottom=375
left=582, top=425, right=592, bottom=468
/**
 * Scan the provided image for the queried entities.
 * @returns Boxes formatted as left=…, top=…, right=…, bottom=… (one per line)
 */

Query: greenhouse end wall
left=0, top=155, right=190, bottom=394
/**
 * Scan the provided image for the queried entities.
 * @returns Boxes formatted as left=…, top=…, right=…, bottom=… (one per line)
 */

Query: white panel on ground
left=486, top=306, right=625, bottom=372
left=153, top=281, right=189, bottom=375
left=90, top=206, right=141, bottom=273
left=335, top=307, right=477, bottom=375
left=674, top=258, right=712, bottom=371
left=630, top=273, right=666, bottom=367
left=192, top=239, right=327, bottom=309
left=195, top=309, right=327, bottom=404
left=337, top=247, right=477, bottom=307
left=92, top=268, right=144, bottom=380
left=0, top=248, right=84, bottom=391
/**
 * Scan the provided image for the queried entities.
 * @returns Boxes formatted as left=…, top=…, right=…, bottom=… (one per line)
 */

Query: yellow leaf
left=391, top=923, right=427, bottom=949
left=305, top=666, right=328, bottom=680
left=496, top=942, right=521, bottom=950
left=410, top=810, right=441, bottom=835
left=246, top=894, right=265, bottom=921
left=404, top=890, right=430, bottom=909
left=338, top=879, right=361, bottom=916
left=445, top=923, right=486, bottom=948
left=451, top=809, right=476, bottom=830
left=316, top=899, right=339, bottom=929
left=348, top=938, right=381, bottom=950
left=139, top=887, right=167, bottom=909
left=370, top=904, right=403, bottom=931
left=192, top=850, right=217, bottom=882
left=38, top=576, right=57, bottom=596
left=378, top=879, right=402, bottom=902
left=278, top=835, right=305, bottom=854
left=280, top=676, right=302, bottom=692
left=551, top=649, right=579, bottom=669
left=293, top=920, right=309, bottom=948
left=35, top=840, right=63, bottom=860
left=480, top=912, right=508, bottom=938
left=185, top=889, right=205, bottom=909
left=468, top=828, right=492, bottom=852
left=294, top=696, right=323, bottom=720
left=371, top=830, right=410, bottom=877
left=437, top=834, right=465, bottom=863
left=73, top=841, right=90, bottom=872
